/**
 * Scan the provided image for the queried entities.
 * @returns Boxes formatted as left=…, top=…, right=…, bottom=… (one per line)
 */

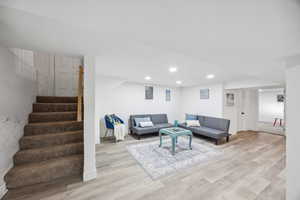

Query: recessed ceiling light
left=206, top=74, right=215, bottom=79
left=176, top=80, right=182, bottom=85
left=144, top=76, right=152, bottom=80
left=169, top=67, right=177, bottom=73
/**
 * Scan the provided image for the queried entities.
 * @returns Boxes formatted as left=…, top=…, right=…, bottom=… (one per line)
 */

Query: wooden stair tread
left=30, top=111, right=77, bottom=115
left=33, top=103, right=77, bottom=112
left=36, top=96, right=78, bottom=103
left=7, top=154, right=83, bottom=174
left=29, top=112, right=78, bottom=123
left=21, top=130, right=83, bottom=139
left=20, top=130, right=83, bottom=150
left=5, top=155, right=83, bottom=189
left=24, top=121, right=83, bottom=136
left=14, top=143, right=83, bottom=165
left=16, top=142, right=83, bottom=154
left=26, top=120, right=82, bottom=126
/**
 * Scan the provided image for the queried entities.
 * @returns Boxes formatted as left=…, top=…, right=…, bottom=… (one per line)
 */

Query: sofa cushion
left=191, top=126, right=227, bottom=139
left=197, top=115, right=206, bottom=126
left=132, top=126, right=159, bottom=135
left=155, top=123, right=173, bottom=129
left=203, top=116, right=230, bottom=132
left=151, top=114, right=168, bottom=124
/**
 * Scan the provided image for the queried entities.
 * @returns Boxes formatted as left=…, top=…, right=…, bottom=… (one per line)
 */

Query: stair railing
left=77, top=66, right=84, bottom=121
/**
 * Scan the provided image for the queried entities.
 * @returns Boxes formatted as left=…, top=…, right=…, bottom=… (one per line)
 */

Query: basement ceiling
left=0, top=0, right=300, bottom=86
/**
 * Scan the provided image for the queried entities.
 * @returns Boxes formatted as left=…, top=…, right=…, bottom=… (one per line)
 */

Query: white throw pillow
left=139, top=121, right=154, bottom=127
left=186, top=120, right=201, bottom=127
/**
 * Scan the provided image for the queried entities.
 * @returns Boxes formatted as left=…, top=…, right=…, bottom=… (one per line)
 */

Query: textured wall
left=0, top=47, right=37, bottom=198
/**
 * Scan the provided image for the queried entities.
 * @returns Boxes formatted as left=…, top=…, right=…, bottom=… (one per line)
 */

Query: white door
left=54, top=56, right=82, bottom=96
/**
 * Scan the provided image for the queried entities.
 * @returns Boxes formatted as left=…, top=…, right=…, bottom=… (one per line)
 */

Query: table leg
left=175, top=136, right=178, bottom=144
left=172, top=137, right=176, bottom=155
left=280, top=119, right=282, bottom=127
left=273, top=118, right=277, bottom=127
left=189, top=135, right=192, bottom=150
left=159, top=131, right=162, bottom=147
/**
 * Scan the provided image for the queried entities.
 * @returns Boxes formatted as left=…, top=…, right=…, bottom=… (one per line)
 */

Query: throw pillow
left=186, top=120, right=201, bottom=127
left=139, top=121, right=154, bottom=127
left=134, top=117, right=151, bottom=126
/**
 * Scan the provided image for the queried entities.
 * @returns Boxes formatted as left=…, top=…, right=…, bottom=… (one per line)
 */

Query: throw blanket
left=114, top=123, right=126, bottom=141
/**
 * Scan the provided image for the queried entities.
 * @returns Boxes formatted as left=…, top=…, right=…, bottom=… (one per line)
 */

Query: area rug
left=126, top=137, right=223, bottom=179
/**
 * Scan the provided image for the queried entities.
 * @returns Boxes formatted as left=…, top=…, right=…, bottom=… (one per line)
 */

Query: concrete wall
left=0, top=47, right=37, bottom=198
left=34, top=52, right=82, bottom=96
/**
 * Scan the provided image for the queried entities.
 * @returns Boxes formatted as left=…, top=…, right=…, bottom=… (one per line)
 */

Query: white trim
left=83, top=169, right=97, bottom=182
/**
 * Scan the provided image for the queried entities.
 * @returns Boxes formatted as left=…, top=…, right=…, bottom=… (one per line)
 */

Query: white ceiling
left=1, top=0, right=300, bottom=86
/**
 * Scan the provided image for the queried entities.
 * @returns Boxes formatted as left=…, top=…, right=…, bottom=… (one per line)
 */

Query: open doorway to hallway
left=223, top=87, right=285, bottom=136
left=258, top=88, right=285, bottom=135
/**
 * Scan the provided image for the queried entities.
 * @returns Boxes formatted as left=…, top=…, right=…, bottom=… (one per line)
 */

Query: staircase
left=4, top=96, right=84, bottom=189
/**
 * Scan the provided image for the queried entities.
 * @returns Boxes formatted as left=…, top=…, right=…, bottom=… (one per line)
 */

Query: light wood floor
left=3, top=131, right=286, bottom=200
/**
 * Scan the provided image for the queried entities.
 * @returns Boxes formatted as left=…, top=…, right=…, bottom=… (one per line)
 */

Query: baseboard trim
left=83, top=169, right=97, bottom=182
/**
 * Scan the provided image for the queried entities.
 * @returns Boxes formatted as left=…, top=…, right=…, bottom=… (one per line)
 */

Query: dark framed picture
left=226, top=93, right=235, bottom=106
left=145, top=86, right=153, bottom=100
left=277, top=94, right=284, bottom=102
left=200, top=89, right=209, bottom=99
left=166, top=89, right=171, bottom=101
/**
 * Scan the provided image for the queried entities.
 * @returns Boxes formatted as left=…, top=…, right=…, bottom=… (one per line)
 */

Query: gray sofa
left=129, top=114, right=173, bottom=139
left=179, top=114, right=230, bottom=145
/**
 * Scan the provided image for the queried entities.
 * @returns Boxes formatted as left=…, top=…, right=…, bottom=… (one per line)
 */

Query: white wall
left=180, top=84, right=224, bottom=120
left=286, top=66, right=300, bottom=200
left=0, top=47, right=37, bottom=198
left=95, top=76, right=182, bottom=137
left=258, top=88, right=284, bottom=123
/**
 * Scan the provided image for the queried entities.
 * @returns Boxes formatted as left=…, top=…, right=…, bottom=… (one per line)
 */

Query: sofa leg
left=226, top=136, right=230, bottom=142
left=215, top=139, right=218, bottom=145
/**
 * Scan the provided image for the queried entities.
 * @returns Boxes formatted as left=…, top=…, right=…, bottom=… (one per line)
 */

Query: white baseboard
left=83, top=169, right=97, bottom=182
left=0, top=183, right=8, bottom=199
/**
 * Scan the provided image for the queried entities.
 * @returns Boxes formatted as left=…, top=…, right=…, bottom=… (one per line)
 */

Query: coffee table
left=159, top=127, right=193, bottom=155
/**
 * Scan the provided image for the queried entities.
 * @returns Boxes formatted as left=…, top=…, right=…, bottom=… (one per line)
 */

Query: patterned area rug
left=127, top=137, right=223, bottom=179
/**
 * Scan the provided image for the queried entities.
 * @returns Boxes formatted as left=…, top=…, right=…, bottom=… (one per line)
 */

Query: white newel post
left=83, top=56, right=97, bottom=181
